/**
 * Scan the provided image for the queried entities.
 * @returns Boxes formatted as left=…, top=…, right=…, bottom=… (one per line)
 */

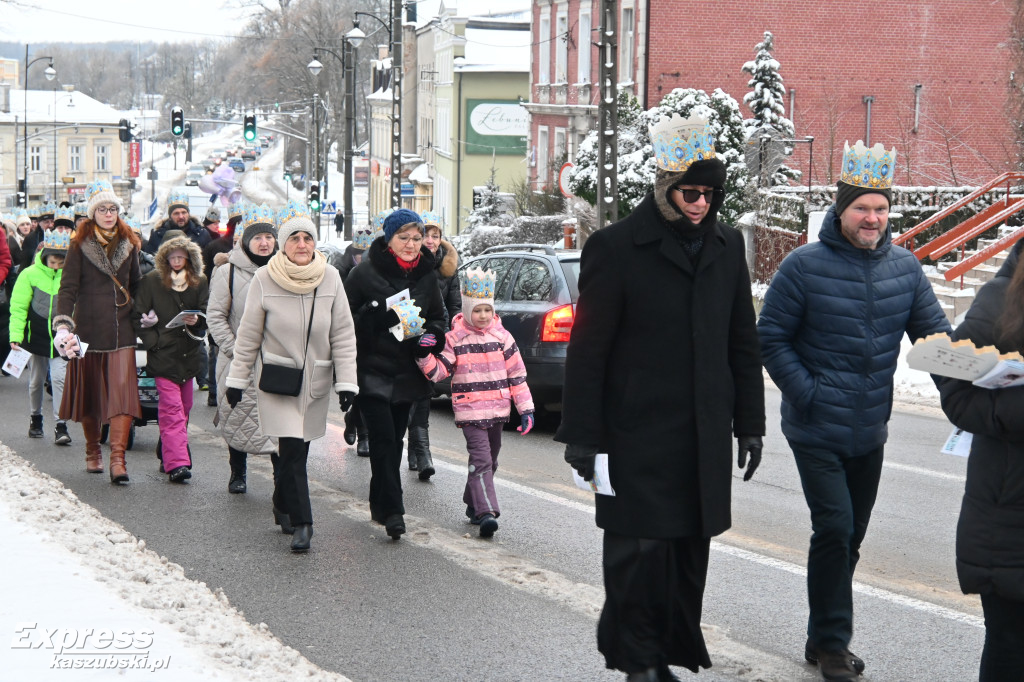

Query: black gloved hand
left=338, top=390, right=356, bottom=412
left=375, top=306, right=401, bottom=331
left=737, top=435, right=763, bottom=482
left=564, top=443, right=598, bottom=482
left=412, top=340, right=434, bottom=358
left=225, top=387, right=242, bottom=409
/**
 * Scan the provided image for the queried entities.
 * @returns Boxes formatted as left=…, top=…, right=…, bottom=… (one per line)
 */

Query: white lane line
left=434, top=460, right=982, bottom=630
left=883, top=461, right=965, bottom=483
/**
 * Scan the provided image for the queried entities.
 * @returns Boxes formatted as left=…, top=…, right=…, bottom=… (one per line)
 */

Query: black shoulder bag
left=258, top=288, right=317, bottom=397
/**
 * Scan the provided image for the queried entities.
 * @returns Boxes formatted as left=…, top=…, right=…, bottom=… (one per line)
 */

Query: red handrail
left=943, top=228, right=1024, bottom=281
left=918, top=198, right=1024, bottom=260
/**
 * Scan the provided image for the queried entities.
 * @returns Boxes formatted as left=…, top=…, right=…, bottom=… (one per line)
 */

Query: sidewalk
left=0, top=443, right=348, bottom=682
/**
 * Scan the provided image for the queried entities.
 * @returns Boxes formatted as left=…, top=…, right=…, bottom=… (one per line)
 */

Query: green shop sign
left=465, top=99, right=528, bottom=156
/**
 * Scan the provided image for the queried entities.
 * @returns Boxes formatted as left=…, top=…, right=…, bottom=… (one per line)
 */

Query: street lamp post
left=22, top=46, right=57, bottom=206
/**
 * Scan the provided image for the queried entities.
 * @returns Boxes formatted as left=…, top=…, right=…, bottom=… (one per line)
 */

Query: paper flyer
left=572, top=453, right=616, bottom=496
left=941, top=427, right=973, bottom=458
left=166, top=310, right=205, bottom=329
left=2, top=347, right=32, bottom=378
left=386, top=289, right=411, bottom=341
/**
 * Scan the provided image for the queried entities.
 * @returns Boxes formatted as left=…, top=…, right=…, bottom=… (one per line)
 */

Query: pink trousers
left=156, top=377, right=194, bottom=471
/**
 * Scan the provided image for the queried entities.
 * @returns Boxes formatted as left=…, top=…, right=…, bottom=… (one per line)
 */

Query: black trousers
left=361, top=396, right=412, bottom=522
left=598, top=532, right=712, bottom=674
left=980, top=592, right=1024, bottom=681
left=408, top=395, right=430, bottom=429
left=276, top=437, right=312, bottom=525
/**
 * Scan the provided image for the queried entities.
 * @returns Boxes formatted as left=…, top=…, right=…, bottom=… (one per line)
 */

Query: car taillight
left=541, top=304, right=574, bottom=342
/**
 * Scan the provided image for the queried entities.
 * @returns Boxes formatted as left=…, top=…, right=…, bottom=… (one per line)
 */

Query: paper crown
left=461, top=267, right=496, bottom=300
left=277, top=200, right=310, bottom=226
left=390, top=298, right=426, bottom=340
left=86, top=180, right=114, bottom=202
left=373, top=208, right=395, bottom=230
left=840, top=140, right=897, bottom=190
left=649, top=113, right=717, bottom=173
left=14, top=208, right=28, bottom=222
left=41, top=229, right=70, bottom=254
left=73, top=201, right=89, bottom=218
left=228, top=201, right=245, bottom=220
left=167, top=189, right=189, bottom=210
left=352, top=228, right=374, bottom=250
left=39, top=201, right=57, bottom=218
left=420, top=211, right=443, bottom=231
left=243, top=203, right=276, bottom=230
left=54, top=206, right=75, bottom=225
left=28, top=203, right=41, bottom=218
left=125, top=216, right=141, bottom=233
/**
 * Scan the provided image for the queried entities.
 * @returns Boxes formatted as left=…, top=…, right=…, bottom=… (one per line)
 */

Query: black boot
left=291, top=524, right=312, bottom=552
left=270, top=452, right=294, bottom=534
left=409, top=426, right=435, bottom=480
left=356, top=428, right=370, bottom=457
left=384, top=514, right=406, bottom=540
left=407, top=441, right=418, bottom=471
left=28, top=414, right=43, bottom=438
left=343, top=409, right=358, bottom=446
left=228, top=447, right=247, bottom=494
left=625, top=668, right=660, bottom=682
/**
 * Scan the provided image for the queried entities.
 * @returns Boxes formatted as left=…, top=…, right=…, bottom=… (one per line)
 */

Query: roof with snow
left=2, top=89, right=121, bottom=126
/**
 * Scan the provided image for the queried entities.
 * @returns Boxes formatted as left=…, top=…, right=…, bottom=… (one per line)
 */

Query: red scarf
left=389, top=247, right=420, bottom=272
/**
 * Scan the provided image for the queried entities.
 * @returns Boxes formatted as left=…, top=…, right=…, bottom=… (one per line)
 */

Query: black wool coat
left=555, top=194, right=765, bottom=539
left=345, top=237, right=446, bottom=403
left=938, top=242, right=1024, bottom=601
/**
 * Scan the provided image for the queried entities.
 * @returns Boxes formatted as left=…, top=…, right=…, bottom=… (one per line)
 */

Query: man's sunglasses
left=673, top=187, right=724, bottom=203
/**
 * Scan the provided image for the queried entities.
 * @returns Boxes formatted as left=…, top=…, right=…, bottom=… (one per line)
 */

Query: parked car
left=200, top=158, right=217, bottom=173
left=184, top=164, right=206, bottom=186
left=456, top=244, right=579, bottom=418
left=240, top=147, right=258, bottom=160
left=226, top=157, right=245, bottom=172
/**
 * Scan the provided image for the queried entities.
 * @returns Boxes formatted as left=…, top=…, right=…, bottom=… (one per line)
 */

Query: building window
left=69, top=145, right=83, bottom=172
left=30, top=146, right=43, bottom=172
left=436, top=99, right=451, bottom=155
left=555, top=10, right=569, bottom=83
left=577, top=10, right=592, bottom=83
left=619, top=7, right=635, bottom=84
left=554, top=128, right=567, bottom=164
left=537, top=127, right=550, bottom=189
left=538, top=14, right=551, bottom=85
left=95, top=145, right=109, bottom=171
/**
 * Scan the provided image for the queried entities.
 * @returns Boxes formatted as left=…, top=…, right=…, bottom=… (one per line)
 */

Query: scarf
left=389, top=247, right=421, bottom=272
left=242, top=243, right=273, bottom=267
left=267, top=249, right=326, bottom=294
left=93, top=227, right=121, bottom=259
left=170, top=269, right=188, bottom=292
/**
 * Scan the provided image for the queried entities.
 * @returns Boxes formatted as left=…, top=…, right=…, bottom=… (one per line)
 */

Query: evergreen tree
left=742, top=31, right=800, bottom=185
left=465, top=167, right=512, bottom=231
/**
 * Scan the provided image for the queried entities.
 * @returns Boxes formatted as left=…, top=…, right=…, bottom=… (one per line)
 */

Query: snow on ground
left=0, top=444, right=349, bottom=682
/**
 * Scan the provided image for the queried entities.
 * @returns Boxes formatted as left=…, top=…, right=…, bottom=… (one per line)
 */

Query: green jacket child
left=10, top=238, right=65, bottom=356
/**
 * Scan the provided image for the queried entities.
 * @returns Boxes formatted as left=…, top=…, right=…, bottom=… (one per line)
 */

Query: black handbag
left=258, top=288, right=316, bottom=397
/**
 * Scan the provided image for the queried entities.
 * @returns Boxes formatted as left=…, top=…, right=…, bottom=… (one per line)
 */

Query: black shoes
left=291, top=524, right=312, bottom=552
left=805, top=640, right=863, bottom=681
left=207, top=394, right=217, bottom=407
left=625, top=667, right=679, bottom=682
left=228, top=449, right=247, bottom=494
left=478, top=513, right=499, bottom=538
left=407, top=449, right=418, bottom=471
left=228, top=472, right=246, bottom=494
left=408, top=426, right=435, bottom=480
left=343, top=419, right=357, bottom=446
left=54, top=422, right=72, bottom=446
left=384, top=514, right=406, bottom=540
left=356, top=431, right=370, bottom=457
left=168, top=466, right=192, bottom=483
left=29, top=415, right=43, bottom=438
left=466, top=505, right=477, bottom=522
left=273, top=507, right=295, bottom=534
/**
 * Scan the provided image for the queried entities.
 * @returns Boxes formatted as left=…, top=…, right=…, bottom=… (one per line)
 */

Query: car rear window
left=559, top=259, right=580, bottom=300
left=511, top=260, right=553, bottom=301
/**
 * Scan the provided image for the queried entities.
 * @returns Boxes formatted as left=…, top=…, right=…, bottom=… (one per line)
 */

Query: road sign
left=558, top=162, right=575, bottom=198
left=128, top=142, right=141, bottom=178
left=147, top=198, right=158, bottom=220
left=322, top=200, right=337, bottom=214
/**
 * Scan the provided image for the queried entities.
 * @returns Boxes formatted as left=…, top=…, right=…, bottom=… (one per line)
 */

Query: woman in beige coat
left=225, top=202, right=358, bottom=553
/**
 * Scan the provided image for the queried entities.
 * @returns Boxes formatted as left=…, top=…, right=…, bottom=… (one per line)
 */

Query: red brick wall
left=646, top=0, right=1015, bottom=187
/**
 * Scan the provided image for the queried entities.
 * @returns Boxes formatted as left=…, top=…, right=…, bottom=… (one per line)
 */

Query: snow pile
left=0, top=443, right=349, bottom=682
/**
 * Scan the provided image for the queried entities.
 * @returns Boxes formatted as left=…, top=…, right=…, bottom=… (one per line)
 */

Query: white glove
left=54, top=328, right=71, bottom=358
left=140, top=309, right=159, bottom=328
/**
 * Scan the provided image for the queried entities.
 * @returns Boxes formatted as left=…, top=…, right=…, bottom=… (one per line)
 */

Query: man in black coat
left=145, top=191, right=210, bottom=256
left=556, top=114, right=765, bottom=681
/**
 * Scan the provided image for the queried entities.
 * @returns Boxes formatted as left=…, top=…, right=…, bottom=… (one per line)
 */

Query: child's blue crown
left=461, top=267, right=496, bottom=300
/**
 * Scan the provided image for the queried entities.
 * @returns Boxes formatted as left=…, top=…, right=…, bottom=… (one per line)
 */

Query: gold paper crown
left=840, top=140, right=897, bottom=189
left=649, top=113, right=717, bottom=172
left=461, top=267, right=496, bottom=300
left=391, top=298, right=425, bottom=340
left=41, top=229, right=70, bottom=253
left=243, top=203, right=276, bottom=230
left=277, top=200, right=310, bottom=226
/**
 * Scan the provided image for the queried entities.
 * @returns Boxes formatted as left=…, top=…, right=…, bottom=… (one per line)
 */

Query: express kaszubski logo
left=11, top=623, right=171, bottom=671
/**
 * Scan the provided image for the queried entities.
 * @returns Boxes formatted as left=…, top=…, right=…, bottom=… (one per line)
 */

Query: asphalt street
left=2, top=372, right=983, bottom=681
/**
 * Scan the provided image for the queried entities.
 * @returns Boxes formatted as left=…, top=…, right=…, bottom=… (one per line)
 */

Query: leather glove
left=54, top=328, right=71, bottom=358
left=518, top=412, right=534, bottom=435
left=737, top=435, right=763, bottom=482
left=225, top=387, right=242, bottom=409
left=564, top=443, right=598, bottom=481
left=139, top=309, right=159, bottom=329
left=338, top=390, right=356, bottom=412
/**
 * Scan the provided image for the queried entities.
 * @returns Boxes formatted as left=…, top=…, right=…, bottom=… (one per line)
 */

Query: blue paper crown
left=167, top=189, right=189, bottom=209
left=54, top=206, right=75, bottom=223
left=352, top=228, right=374, bottom=250
left=28, top=203, right=42, bottom=218
left=40, top=201, right=57, bottom=217
left=243, top=203, right=276, bottom=230
left=840, top=140, right=897, bottom=190
left=41, top=229, right=70, bottom=252
left=649, top=113, right=717, bottom=173
left=391, top=298, right=425, bottom=340
left=14, top=208, right=28, bottom=221
left=127, top=216, right=141, bottom=233
left=86, top=180, right=114, bottom=202
left=373, top=208, right=395, bottom=230
left=461, top=267, right=496, bottom=300
left=420, top=211, right=443, bottom=231
left=229, top=201, right=246, bottom=219
left=277, top=200, right=310, bottom=226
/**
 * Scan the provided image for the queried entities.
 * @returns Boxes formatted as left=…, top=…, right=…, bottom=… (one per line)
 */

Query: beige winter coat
left=225, top=265, right=358, bottom=441
left=208, top=247, right=274, bottom=453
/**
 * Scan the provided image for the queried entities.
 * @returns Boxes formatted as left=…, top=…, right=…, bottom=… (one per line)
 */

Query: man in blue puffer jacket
left=758, top=140, right=950, bottom=682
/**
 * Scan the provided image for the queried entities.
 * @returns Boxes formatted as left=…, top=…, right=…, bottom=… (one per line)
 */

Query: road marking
left=883, top=461, right=965, bottom=483
left=434, top=460, right=983, bottom=630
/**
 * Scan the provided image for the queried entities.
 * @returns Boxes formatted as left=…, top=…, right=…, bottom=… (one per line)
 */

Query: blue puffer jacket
left=758, top=205, right=951, bottom=456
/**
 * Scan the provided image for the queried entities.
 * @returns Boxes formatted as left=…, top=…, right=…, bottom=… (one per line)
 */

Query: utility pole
left=390, top=0, right=403, bottom=209
left=596, top=0, right=619, bottom=231
left=344, top=39, right=356, bottom=239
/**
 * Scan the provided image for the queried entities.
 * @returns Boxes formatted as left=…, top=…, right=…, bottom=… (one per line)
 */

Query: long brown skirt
left=59, top=347, right=142, bottom=423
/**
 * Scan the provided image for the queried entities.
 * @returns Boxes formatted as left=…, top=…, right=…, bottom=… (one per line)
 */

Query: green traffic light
left=172, top=125, right=182, bottom=135
left=244, top=129, right=256, bottom=142
left=310, top=200, right=320, bottom=212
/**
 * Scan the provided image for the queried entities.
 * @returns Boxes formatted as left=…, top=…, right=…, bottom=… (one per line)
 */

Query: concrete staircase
left=926, top=236, right=1011, bottom=324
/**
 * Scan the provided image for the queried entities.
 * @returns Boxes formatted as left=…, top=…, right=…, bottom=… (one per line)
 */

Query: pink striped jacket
left=417, top=312, right=534, bottom=427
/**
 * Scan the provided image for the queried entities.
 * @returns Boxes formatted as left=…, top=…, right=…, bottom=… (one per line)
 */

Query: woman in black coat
left=345, top=209, right=446, bottom=539
left=938, top=240, right=1024, bottom=681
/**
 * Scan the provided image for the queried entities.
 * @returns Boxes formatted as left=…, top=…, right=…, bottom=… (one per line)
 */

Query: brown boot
left=82, top=417, right=103, bottom=473
left=108, top=414, right=133, bottom=484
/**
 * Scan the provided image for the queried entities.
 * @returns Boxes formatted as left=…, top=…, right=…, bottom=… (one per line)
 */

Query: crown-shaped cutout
left=461, top=267, right=496, bottom=300
left=54, top=206, right=74, bottom=223
left=14, top=208, right=28, bottom=220
left=352, top=228, right=374, bottom=250
left=277, top=200, right=310, bottom=226
left=420, top=211, right=443, bottom=230
left=42, top=229, right=70, bottom=252
left=86, top=180, right=114, bottom=201
left=840, top=140, right=897, bottom=190
left=373, top=208, right=395, bottom=230
left=649, top=113, right=717, bottom=172
left=243, top=203, right=275, bottom=230
left=390, top=298, right=426, bottom=340
left=167, top=189, right=189, bottom=208
left=127, top=216, right=141, bottom=233
left=40, top=201, right=57, bottom=216
left=229, top=201, right=246, bottom=219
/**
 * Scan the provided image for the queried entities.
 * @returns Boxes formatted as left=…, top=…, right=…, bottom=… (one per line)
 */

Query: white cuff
left=334, top=382, right=359, bottom=394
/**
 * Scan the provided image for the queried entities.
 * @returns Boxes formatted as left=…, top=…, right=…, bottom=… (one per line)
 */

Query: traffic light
left=308, top=181, right=321, bottom=212
left=283, top=172, right=292, bottom=183
left=183, top=121, right=192, bottom=139
left=243, top=113, right=257, bottom=142
left=170, top=106, right=184, bottom=136
left=118, top=118, right=131, bottom=143
left=16, top=179, right=26, bottom=207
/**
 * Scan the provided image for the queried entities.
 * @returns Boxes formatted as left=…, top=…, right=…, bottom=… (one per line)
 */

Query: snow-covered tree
left=742, top=31, right=800, bottom=185
left=465, top=168, right=512, bottom=231
left=568, top=88, right=751, bottom=225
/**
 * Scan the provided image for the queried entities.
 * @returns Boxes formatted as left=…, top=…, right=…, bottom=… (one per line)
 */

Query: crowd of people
left=2, top=114, right=1021, bottom=682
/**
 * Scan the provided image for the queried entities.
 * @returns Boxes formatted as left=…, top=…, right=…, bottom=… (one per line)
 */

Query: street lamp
left=22, top=46, right=56, bottom=206
left=308, top=42, right=357, bottom=239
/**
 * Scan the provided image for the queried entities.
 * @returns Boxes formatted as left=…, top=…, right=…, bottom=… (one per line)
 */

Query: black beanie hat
left=835, top=181, right=892, bottom=217
left=654, top=158, right=727, bottom=224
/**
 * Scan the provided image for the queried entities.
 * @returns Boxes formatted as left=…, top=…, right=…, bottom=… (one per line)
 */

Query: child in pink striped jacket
left=416, top=267, right=534, bottom=538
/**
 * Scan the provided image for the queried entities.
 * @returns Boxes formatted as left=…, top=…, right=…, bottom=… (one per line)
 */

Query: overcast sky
left=3, top=0, right=258, bottom=44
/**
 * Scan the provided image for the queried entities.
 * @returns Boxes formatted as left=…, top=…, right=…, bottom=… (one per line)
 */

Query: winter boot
left=343, top=409, right=358, bottom=446
left=228, top=447, right=247, bottom=493
left=409, top=426, right=435, bottom=480
left=54, top=421, right=72, bottom=446
left=291, top=524, right=312, bottom=552
left=82, top=417, right=103, bottom=473
left=108, top=414, right=132, bottom=484
left=270, top=452, right=294, bottom=534
left=407, top=441, right=418, bottom=471
left=478, top=513, right=499, bottom=538
left=28, top=414, right=44, bottom=438
left=384, top=514, right=406, bottom=540
left=356, top=428, right=370, bottom=457
left=805, top=640, right=864, bottom=675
